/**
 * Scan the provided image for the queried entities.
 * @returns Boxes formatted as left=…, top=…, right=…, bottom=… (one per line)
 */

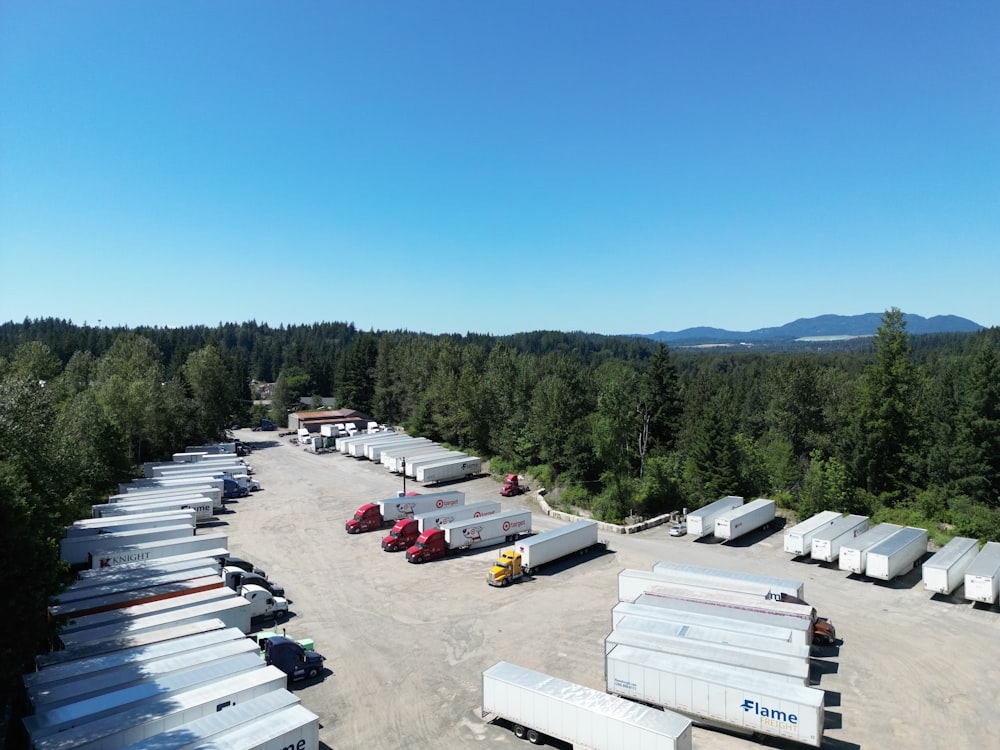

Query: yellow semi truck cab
left=487, top=549, right=524, bottom=586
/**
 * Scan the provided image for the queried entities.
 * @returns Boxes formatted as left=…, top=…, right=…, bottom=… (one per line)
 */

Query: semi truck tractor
left=922, top=536, right=979, bottom=595
left=487, top=519, right=600, bottom=585
left=224, top=566, right=285, bottom=597
left=406, top=509, right=532, bottom=563
left=499, top=474, right=527, bottom=496
left=382, top=501, right=501, bottom=552
left=241, top=584, right=289, bottom=621
left=482, top=661, right=693, bottom=749
left=263, top=635, right=326, bottom=682
left=346, top=491, right=465, bottom=533
left=685, top=496, right=743, bottom=538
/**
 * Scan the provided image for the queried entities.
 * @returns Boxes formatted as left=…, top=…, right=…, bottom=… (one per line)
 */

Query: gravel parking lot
left=226, top=430, right=1000, bottom=750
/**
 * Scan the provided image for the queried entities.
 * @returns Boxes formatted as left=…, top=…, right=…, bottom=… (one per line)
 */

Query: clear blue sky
left=2, top=2, right=997, bottom=335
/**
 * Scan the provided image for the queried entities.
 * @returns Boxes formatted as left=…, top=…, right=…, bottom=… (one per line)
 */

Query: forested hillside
left=1, top=310, right=999, bottom=686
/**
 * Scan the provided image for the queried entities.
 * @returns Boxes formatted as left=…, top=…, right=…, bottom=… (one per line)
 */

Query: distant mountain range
left=639, top=313, right=984, bottom=346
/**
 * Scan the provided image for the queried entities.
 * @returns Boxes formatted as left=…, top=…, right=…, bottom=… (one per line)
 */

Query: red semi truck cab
left=346, top=503, right=381, bottom=533
left=500, top=474, right=524, bottom=497
left=406, top=528, right=446, bottom=563
left=382, top=519, right=420, bottom=552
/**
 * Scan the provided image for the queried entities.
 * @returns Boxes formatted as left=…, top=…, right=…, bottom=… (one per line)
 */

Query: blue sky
left=2, top=1, right=997, bottom=335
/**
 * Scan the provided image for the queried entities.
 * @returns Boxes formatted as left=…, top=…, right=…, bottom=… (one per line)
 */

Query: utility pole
left=401, top=458, right=406, bottom=495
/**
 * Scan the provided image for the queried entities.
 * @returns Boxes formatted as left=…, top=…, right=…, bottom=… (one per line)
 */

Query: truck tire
left=306, top=667, right=319, bottom=679
left=513, top=724, right=527, bottom=739
left=527, top=728, right=542, bottom=744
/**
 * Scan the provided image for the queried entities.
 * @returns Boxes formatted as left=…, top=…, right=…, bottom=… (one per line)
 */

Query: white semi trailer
left=686, top=496, right=743, bottom=538
left=382, top=444, right=447, bottom=473
left=604, top=628, right=811, bottom=684
left=612, top=601, right=802, bottom=649
left=414, top=501, right=502, bottom=533
left=23, top=626, right=247, bottom=693
left=810, top=514, right=869, bottom=562
left=482, top=661, right=693, bottom=749
left=89, top=532, right=229, bottom=570
left=964, top=541, right=1000, bottom=604
left=606, top=643, right=825, bottom=747
left=649, top=561, right=805, bottom=599
left=61, top=524, right=195, bottom=568
left=36, top=618, right=231, bottom=669
left=27, top=666, right=289, bottom=750
left=839, top=523, right=903, bottom=574
left=783, top=511, right=843, bottom=556
left=96, top=496, right=215, bottom=521
left=922, top=537, right=980, bottom=594
left=404, top=451, right=467, bottom=478
left=714, top=498, right=776, bottom=541
left=415, top=456, right=483, bottom=483
left=65, top=511, right=197, bottom=537
left=865, top=526, right=928, bottom=580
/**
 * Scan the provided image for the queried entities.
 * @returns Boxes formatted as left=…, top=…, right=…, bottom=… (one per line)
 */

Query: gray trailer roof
left=923, top=537, right=979, bottom=569
left=867, top=526, right=927, bottom=557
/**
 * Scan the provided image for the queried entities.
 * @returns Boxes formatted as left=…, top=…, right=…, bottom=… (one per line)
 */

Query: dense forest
left=1, top=310, right=999, bottom=688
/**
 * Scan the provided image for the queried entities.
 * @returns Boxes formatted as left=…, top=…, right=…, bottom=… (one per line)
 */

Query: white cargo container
left=53, top=561, right=222, bottom=598
left=148, top=461, right=248, bottom=478
left=606, top=644, right=824, bottom=747
left=77, top=549, right=229, bottom=579
left=414, top=501, right=502, bottom=533
left=57, top=596, right=252, bottom=648
left=96, top=497, right=215, bottom=521
left=838, top=523, right=903, bottom=574
left=605, top=629, right=810, bottom=684
left=36, top=618, right=230, bottom=669
left=123, top=478, right=226, bottom=495
left=650, top=561, right=805, bottom=600
left=28, top=666, right=288, bottom=750
left=61, top=524, right=196, bottom=567
left=108, top=486, right=223, bottom=510
left=511, top=520, right=599, bottom=574
left=618, top=572, right=815, bottom=627
left=922, top=537, right=980, bottom=594
left=809, top=514, right=869, bottom=562
left=714, top=498, right=776, bottom=541
left=379, top=491, right=466, bottom=523
left=482, top=661, right=692, bottom=750
left=964, top=541, right=1000, bottom=604
left=415, top=456, right=483, bottom=483
left=23, top=651, right=265, bottom=738
left=65, top=511, right=197, bottom=537
left=404, top=451, right=467, bottom=478
left=106, top=690, right=303, bottom=750
left=614, top=610, right=811, bottom=660
left=631, top=593, right=812, bottom=649
left=612, top=601, right=801, bottom=647
left=24, top=626, right=246, bottom=692
left=783, top=511, right=843, bottom=556
left=441, top=509, right=532, bottom=551
left=58, top=586, right=235, bottom=636
left=865, top=526, right=928, bottom=580
left=382, top=444, right=447, bottom=472
left=89, top=532, right=229, bottom=570
left=29, top=637, right=261, bottom=710
left=347, top=434, right=404, bottom=458
left=336, top=431, right=397, bottom=454
left=121, top=702, right=319, bottom=750
left=365, top=436, right=429, bottom=461
left=49, top=571, right=224, bottom=618
left=685, top=496, right=743, bottom=538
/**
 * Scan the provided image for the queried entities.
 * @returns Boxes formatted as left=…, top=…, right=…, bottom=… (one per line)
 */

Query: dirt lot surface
left=228, top=430, right=1000, bottom=750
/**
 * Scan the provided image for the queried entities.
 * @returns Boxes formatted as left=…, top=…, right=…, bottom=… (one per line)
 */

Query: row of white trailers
left=482, top=562, right=829, bottom=748
left=332, top=430, right=484, bottom=483
left=25, top=444, right=321, bottom=750
left=782, top=509, right=1000, bottom=602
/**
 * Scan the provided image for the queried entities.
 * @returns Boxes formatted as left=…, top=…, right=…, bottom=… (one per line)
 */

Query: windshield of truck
left=390, top=529, right=401, bottom=537
left=352, top=511, right=365, bottom=521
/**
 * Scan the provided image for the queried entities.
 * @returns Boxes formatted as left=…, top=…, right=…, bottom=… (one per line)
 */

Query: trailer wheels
left=513, top=724, right=527, bottom=739
left=526, top=728, right=542, bottom=744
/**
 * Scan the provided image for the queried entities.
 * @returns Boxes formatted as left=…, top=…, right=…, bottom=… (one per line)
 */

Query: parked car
left=669, top=523, right=687, bottom=537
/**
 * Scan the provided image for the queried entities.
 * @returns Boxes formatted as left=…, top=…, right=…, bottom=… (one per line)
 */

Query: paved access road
left=228, top=430, right=999, bottom=750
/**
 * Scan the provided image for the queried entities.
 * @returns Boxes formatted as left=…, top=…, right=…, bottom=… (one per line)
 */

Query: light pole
left=401, top=458, right=406, bottom=495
